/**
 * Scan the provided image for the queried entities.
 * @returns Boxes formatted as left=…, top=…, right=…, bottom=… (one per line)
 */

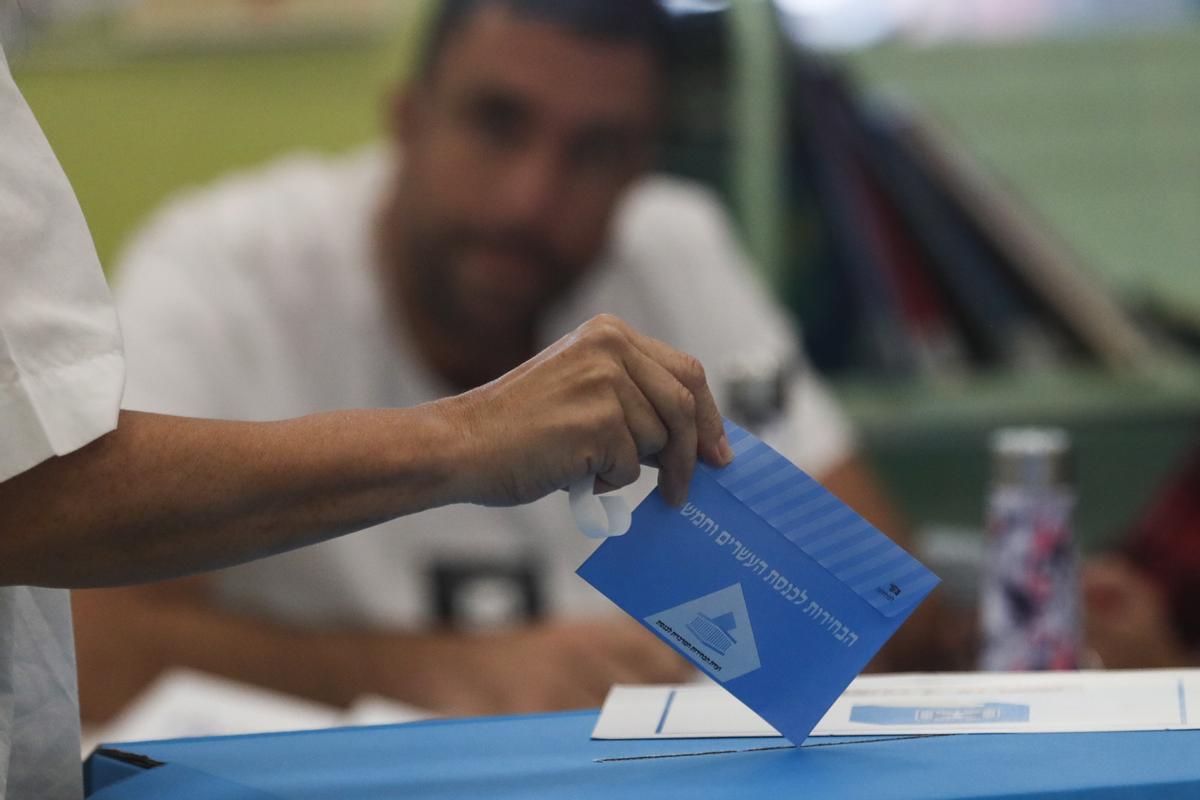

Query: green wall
left=15, top=16, right=423, bottom=270
left=849, top=25, right=1200, bottom=322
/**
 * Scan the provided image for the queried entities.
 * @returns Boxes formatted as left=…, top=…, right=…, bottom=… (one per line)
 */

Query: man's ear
left=388, top=85, right=423, bottom=148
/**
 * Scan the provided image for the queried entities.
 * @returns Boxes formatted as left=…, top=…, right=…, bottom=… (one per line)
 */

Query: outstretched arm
left=1, top=407, right=461, bottom=587
left=73, top=577, right=693, bottom=722
left=0, top=315, right=730, bottom=589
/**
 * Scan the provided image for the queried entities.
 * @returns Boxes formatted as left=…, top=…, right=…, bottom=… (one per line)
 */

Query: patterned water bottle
left=979, top=428, right=1081, bottom=671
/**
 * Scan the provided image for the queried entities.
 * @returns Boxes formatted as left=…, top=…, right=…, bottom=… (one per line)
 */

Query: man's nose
left=495, top=145, right=566, bottom=228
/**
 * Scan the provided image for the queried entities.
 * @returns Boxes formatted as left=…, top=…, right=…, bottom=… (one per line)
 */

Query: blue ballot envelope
left=577, top=420, right=940, bottom=744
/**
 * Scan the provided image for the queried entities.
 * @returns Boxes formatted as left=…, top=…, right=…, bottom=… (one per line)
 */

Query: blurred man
left=76, top=0, right=911, bottom=722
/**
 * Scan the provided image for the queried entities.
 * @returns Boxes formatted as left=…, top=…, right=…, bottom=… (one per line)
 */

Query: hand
left=1083, top=555, right=1190, bottom=669
left=439, top=314, right=732, bottom=508
left=371, top=619, right=695, bottom=715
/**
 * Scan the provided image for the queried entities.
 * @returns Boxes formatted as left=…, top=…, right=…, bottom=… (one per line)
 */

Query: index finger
left=619, top=325, right=732, bottom=468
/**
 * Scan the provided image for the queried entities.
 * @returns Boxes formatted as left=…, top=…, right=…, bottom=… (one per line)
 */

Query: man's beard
left=402, top=222, right=584, bottom=338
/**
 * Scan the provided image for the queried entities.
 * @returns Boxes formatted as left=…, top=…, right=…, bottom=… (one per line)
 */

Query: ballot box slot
left=593, top=733, right=944, bottom=763
left=92, top=748, right=165, bottom=770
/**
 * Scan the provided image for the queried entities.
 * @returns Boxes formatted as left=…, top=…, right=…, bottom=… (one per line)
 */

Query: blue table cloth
left=85, top=709, right=1200, bottom=799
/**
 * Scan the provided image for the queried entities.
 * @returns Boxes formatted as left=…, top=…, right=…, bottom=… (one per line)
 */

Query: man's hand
left=440, top=314, right=732, bottom=508
left=1083, top=555, right=1192, bottom=669
left=366, top=618, right=695, bottom=715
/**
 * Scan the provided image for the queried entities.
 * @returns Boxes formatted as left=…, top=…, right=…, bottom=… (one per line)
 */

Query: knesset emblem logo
left=645, top=583, right=761, bottom=682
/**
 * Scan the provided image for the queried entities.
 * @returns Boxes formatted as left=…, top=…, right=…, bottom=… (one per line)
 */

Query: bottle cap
left=990, top=427, right=1073, bottom=488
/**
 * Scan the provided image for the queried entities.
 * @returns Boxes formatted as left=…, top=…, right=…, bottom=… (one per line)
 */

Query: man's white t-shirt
left=0, top=46, right=125, bottom=800
left=116, top=146, right=854, bottom=631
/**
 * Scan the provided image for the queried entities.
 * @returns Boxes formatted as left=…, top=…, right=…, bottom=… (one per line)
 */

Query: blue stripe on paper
left=706, top=420, right=936, bottom=618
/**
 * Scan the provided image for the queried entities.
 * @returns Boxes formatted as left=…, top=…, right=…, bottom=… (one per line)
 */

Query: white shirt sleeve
left=0, top=46, right=124, bottom=483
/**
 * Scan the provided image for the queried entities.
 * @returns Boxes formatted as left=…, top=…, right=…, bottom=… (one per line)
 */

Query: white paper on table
left=593, top=669, right=1200, bottom=739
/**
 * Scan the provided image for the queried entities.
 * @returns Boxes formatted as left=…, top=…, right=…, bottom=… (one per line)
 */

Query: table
left=85, top=709, right=1200, bottom=799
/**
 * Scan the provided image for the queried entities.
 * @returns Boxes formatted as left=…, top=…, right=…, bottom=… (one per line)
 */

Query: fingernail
left=719, top=434, right=734, bottom=465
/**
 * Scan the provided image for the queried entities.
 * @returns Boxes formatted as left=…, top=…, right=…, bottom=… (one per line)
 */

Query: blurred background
left=8, top=0, right=1200, bottom=744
